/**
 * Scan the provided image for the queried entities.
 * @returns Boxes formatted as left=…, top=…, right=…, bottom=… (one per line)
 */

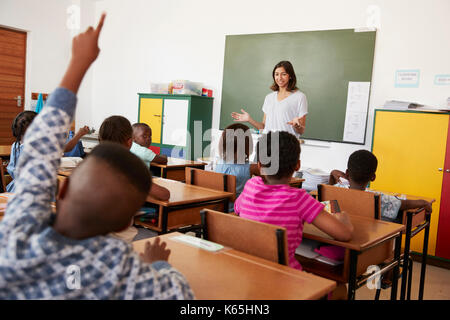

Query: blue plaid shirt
left=0, top=88, right=194, bottom=300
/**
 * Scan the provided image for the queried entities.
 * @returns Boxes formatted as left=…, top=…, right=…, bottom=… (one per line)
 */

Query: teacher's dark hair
left=270, top=60, right=298, bottom=92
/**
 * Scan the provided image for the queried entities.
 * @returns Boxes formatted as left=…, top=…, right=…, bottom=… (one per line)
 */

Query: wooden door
left=436, top=118, right=450, bottom=260
left=139, top=98, right=162, bottom=144
left=0, top=27, right=26, bottom=145
left=371, top=110, right=449, bottom=256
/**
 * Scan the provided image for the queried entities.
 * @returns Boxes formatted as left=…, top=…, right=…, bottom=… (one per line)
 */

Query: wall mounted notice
left=395, top=69, right=420, bottom=88
left=435, top=74, right=450, bottom=86
left=343, top=82, right=370, bottom=143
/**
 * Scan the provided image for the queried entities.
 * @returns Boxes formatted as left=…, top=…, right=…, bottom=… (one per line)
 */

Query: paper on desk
left=172, top=234, right=224, bottom=252
left=343, top=82, right=370, bottom=143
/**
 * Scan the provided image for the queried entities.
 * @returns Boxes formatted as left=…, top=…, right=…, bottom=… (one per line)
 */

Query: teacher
left=231, top=60, right=307, bottom=137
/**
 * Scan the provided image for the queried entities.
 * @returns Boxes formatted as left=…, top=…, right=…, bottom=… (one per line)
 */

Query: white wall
left=2, top=0, right=450, bottom=173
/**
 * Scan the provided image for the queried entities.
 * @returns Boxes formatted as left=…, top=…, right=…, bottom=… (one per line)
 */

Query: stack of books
left=302, top=168, right=330, bottom=192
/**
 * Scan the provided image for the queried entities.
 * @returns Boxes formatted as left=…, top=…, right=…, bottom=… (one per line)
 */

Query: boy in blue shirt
left=0, top=13, right=193, bottom=299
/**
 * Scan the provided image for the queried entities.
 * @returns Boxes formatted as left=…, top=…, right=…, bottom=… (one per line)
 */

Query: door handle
left=446, top=169, right=450, bottom=173
left=13, top=95, right=22, bottom=107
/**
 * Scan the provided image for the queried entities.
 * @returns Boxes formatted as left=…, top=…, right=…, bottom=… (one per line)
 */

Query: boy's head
left=219, top=123, right=253, bottom=163
left=12, top=111, right=38, bottom=142
left=132, top=123, right=152, bottom=148
left=346, top=149, right=378, bottom=185
left=57, top=142, right=152, bottom=236
left=99, top=115, right=132, bottom=149
left=256, top=131, right=300, bottom=180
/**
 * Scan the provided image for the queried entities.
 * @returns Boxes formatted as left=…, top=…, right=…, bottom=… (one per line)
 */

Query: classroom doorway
left=0, top=26, right=26, bottom=145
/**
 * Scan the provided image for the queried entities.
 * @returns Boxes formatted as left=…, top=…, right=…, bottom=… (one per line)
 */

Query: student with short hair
left=235, top=131, right=354, bottom=270
left=0, top=14, right=193, bottom=299
left=131, top=123, right=168, bottom=165
left=329, top=149, right=434, bottom=222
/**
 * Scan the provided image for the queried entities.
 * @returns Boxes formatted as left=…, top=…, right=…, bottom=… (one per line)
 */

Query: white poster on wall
left=343, top=81, right=370, bottom=143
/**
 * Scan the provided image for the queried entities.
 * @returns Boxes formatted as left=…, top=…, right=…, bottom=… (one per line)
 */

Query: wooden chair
left=200, top=208, right=289, bottom=265
left=185, top=167, right=236, bottom=201
left=317, top=184, right=380, bottom=219
left=0, top=161, right=12, bottom=193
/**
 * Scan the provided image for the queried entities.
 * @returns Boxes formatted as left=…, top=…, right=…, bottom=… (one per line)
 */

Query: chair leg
left=407, top=257, right=413, bottom=300
left=375, top=287, right=381, bottom=300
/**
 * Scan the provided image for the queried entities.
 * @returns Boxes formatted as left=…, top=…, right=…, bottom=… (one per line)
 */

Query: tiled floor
left=356, top=261, right=450, bottom=300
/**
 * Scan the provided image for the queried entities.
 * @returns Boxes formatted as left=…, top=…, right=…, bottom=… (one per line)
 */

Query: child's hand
left=139, top=237, right=171, bottom=263
left=76, top=125, right=90, bottom=137
left=71, top=13, right=106, bottom=69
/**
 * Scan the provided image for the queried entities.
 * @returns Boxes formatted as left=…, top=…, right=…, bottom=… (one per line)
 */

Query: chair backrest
left=318, top=184, right=381, bottom=219
left=200, top=208, right=289, bottom=265
left=0, top=161, right=12, bottom=193
left=185, top=167, right=236, bottom=201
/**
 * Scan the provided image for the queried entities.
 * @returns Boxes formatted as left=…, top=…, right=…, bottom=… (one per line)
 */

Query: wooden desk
left=0, top=192, right=13, bottom=220
left=135, top=178, right=233, bottom=234
left=150, top=157, right=206, bottom=182
left=289, top=177, right=305, bottom=188
left=0, top=145, right=11, bottom=157
left=297, top=214, right=405, bottom=300
left=133, top=232, right=336, bottom=300
left=368, top=189, right=435, bottom=301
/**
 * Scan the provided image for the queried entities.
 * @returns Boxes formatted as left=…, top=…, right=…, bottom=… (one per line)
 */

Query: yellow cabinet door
left=371, top=111, right=449, bottom=255
left=139, top=98, right=163, bottom=144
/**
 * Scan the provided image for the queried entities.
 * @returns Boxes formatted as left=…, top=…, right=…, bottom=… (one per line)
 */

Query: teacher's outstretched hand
left=231, top=109, right=265, bottom=130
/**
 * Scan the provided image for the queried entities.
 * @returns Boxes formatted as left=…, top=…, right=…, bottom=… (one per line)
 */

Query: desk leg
left=418, top=214, right=431, bottom=300
left=161, top=207, right=169, bottom=234
left=390, top=234, right=402, bottom=300
left=348, top=250, right=358, bottom=300
left=224, top=198, right=230, bottom=213
left=400, top=212, right=413, bottom=300
left=162, top=168, right=167, bottom=179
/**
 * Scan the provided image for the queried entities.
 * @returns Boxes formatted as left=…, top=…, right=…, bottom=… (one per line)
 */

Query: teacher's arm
left=231, top=109, right=265, bottom=130
left=287, top=115, right=306, bottom=135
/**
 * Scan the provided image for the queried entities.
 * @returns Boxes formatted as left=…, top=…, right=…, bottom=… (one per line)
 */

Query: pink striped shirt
left=234, top=176, right=324, bottom=270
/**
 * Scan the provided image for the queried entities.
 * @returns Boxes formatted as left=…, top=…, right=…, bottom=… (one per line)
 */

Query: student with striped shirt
left=234, top=131, right=354, bottom=271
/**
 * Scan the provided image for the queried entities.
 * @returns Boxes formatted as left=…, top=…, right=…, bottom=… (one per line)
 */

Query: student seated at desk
left=329, top=149, right=434, bottom=223
left=0, top=14, right=193, bottom=299
left=99, top=116, right=170, bottom=242
left=215, top=123, right=259, bottom=212
left=131, top=123, right=167, bottom=165
left=63, top=125, right=90, bottom=158
left=234, top=132, right=354, bottom=267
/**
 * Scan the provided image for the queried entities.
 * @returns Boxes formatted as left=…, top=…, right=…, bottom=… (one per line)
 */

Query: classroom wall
left=3, top=0, right=449, bottom=172
left=0, top=0, right=96, bottom=131
left=90, top=0, right=450, bottom=172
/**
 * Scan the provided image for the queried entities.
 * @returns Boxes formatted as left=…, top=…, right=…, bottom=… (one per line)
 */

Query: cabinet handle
left=153, top=115, right=161, bottom=117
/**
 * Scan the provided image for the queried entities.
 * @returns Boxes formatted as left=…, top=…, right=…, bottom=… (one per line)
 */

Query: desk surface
left=151, top=157, right=206, bottom=168
left=303, top=214, right=405, bottom=252
left=149, top=178, right=233, bottom=206
left=0, top=145, right=11, bottom=157
left=133, top=232, right=336, bottom=300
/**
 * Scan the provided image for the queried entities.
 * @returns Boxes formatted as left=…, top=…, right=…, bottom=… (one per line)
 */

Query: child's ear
left=370, top=173, right=376, bottom=181
left=126, top=138, right=133, bottom=150
left=344, top=169, right=350, bottom=179
left=294, top=159, right=300, bottom=171
left=57, top=177, right=70, bottom=201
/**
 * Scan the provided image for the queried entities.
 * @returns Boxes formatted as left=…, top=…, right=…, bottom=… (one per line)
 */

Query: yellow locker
left=371, top=111, right=448, bottom=255
left=139, top=98, right=163, bottom=144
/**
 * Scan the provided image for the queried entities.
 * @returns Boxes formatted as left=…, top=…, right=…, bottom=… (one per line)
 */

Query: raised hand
left=76, top=125, right=90, bottom=137
left=60, top=13, right=106, bottom=94
left=231, top=109, right=251, bottom=122
left=71, top=13, right=106, bottom=69
left=139, top=237, right=171, bottom=263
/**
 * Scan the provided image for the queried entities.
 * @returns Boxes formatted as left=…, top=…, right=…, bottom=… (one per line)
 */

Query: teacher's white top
left=262, top=90, right=308, bottom=137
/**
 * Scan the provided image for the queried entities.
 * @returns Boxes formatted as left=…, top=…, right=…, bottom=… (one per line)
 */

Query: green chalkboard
left=219, top=29, right=376, bottom=143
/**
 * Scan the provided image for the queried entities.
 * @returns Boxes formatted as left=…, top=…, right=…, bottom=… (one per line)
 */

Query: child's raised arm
left=312, top=210, right=354, bottom=242
left=329, top=169, right=345, bottom=185
left=60, top=13, right=106, bottom=94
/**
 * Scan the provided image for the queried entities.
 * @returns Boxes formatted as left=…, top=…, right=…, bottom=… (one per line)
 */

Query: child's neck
left=263, top=175, right=291, bottom=185
left=348, top=180, right=367, bottom=191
